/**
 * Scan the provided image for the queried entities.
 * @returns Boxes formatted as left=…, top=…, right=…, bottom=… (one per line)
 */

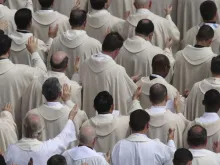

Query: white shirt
left=198, top=113, right=220, bottom=124
left=148, top=106, right=166, bottom=114
left=46, top=102, right=63, bottom=109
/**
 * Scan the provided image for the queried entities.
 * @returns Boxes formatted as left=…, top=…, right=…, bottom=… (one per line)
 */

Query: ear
left=188, top=161, right=192, bottom=165
left=83, top=21, right=87, bottom=28
left=110, top=104, right=114, bottom=113
left=145, top=122, right=149, bottom=130
left=165, top=95, right=168, bottom=102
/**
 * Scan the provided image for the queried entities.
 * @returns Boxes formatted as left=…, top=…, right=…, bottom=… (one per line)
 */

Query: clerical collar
left=194, top=44, right=205, bottom=48
left=0, top=58, right=7, bottom=60
left=150, top=74, right=163, bottom=80
left=199, top=22, right=219, bottom=30
left=78, top=144, right=93, bottom=150
left=17, top=29, right=31, bottom=34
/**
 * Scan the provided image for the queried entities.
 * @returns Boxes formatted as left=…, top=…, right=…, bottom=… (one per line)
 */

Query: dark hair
left=203, top=89, right=220, bottom=113
left=0, top=155, right=6, bottom=165
left=211, top=55, right=220, bottom=75
left=173, top=148, right=193, bottom=165
left=14, top=8, right=32, bottom=30
left=152, top=54, right=170, bottom=73
left=200, top=0, right=217, bottom=21
left=196, top=25, right=214, bottom=41
left=69, top=10, right=87, bottom=28
left=42, top=77, right=62, bottom=101
left=94, top=91, right=113, bottom=114
left=135, top=19, right=154, bottom=36
left=0, top=34, right=12, bottom=56
left=187, top=125, right=207, bottom=147
left=38, top=0, right=54, bottom=8
left=149, top=83, right=167, bottom=104
left=102, top=32, right=124, bottom=52
left=47, top=155, right=67, bottom=165
left=90, top=0, right=107, bottom=10
left=0, top=30, right=4, bottom=35
left=129, top=110, right=150, bottom=132
left=50, top=56, right=68, bottom=70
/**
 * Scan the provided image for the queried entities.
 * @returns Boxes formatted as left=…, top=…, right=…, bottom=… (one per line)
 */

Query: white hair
left=79, top=126, right=96, bottom=146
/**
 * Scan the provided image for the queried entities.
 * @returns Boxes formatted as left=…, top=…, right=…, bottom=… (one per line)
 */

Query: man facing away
left=82, top=91, right=130, bottom=153
left=4, top=107, right=78, bottom=165
left=111, top=109, right=176, bottom=165
left=181, top=0, right=220, bottom=54
left=185, top=55, right=220, bottom=120
left=79, top=32, right=137, bottom=118
left=49, top=9, right=101, bottom=79
left=26, top=77, right=88, bottom=142
left=63, top=126, right=109, bottom=165
left=184, top=89, right=220, bottom=152
left=173, top=148, right=193, bottom=165
left=173, top=25, right=217, bottom=94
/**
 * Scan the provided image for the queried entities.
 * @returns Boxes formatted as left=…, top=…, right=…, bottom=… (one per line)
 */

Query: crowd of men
left=1, top=0, right=220, bottom=165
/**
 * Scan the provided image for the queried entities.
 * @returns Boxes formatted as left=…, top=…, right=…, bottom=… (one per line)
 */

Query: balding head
left=187, top=125, right=207, bottom=148
left=134, top=0, right=151, bottom=9
left=135, top=19, right=154, bottom=39
left=23, top=114, right=42, bottom=140
left=79, top=126, right=97, bottom=147
left=152, top=54, right=170, bottom=78
left=149, top=83, right=168, bottom=105
left=50, top=51, right=68, bottom=72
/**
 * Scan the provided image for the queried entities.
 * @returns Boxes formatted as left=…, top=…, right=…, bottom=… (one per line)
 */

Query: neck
left=204, top=19, right=216, bottom=24
left=71, top=27, right=84, bottom=30
left=51, top=68, right=65, bottom=73
left=41, top=7, right=51, bottom=10
left=190, top=145, right=206, bottom=150
left=0, top=54, right=8, bottom=59
left=152, top=102, right=166, bottom=107
left=196, top=41, right=209, bottom=47
left=152, top=72, right=165, bottom=78
left=79, top=143, right=93, bottom=150
left=212, top=74, right=220, bottom=78
left=47, top=99, right=60, bottom=103
left=136, top=34, right=150, bottom=41
left=102, top=51, right=112, bottom=57
left=132, top=130, right=147, bottom=135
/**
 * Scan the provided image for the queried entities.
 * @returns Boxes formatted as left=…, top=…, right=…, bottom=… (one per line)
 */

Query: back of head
left=200, top=0, right=217, bottom=21
left=203, top=89, right=220, bottom=113
left=23, top=114, right=42, bottom=139
left=79, top=126, right=97, bottom=146
left=69, top=10, right=87, bottom=28
left=152, top=54, right=170, bottom=77
left=187, top=125, right=207, bottom=147
left=90, top=0, right=107, bottom=10
left=102, top=32, right=124, bottom=52
left=135, top=0, right=149, bottom=6
left=47, top=155, right=67, bottom=165
left=38, top=0, right=54, bottom=8
left=173, top=148, right=193, bottom=165
left=94, top=91, right=113, bottom=114
left=149, top=83, right=167, bottom=104
left=50, top=51, right=68, bottom=71
left=42, top=77, right=62, bottom=102
left=135, top=19, right=154, bottom=36
left=0, top=34, right=12, bottom=57
left=129, top=110, right=150, bottom=132
left=211, top=55, right=220, bottom=75
left=196, top=25, right=214, bottom=41
left=0, top=155, right=6, bottom=165
left=15, top=8, right=32, bottom=30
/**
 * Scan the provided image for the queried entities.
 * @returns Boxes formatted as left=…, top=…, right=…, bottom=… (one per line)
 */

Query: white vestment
left=0, top=111, right=18, bottom=153
left=21, top=71, right=82, bottom=122
left=85, top=9, right=124, bottom=43
left=4, top=120, right=76, bottom=165
left=52, top=0, right=77, bottom=16
left=185, top=77, right=220, bottom=121
left=79, top=52, right=137, bottom=118
left=31, top=10, right=70, bottom=43
left=111, top=133, right=176, bottom=165
left=116, top=35, right=174, bottom=82
left=4, top=0, right=33, bottom=11
left=0, top=4, right=16, bottom=35
left=173, top=45, right=216, bottom=94
left=63, top=146, right=109, bottom=165
left=9, top=31, right=48, bottom=65
left=82, top=114, right=130, bottom=153
left=0, top=53, right=46, bottom=137
left=48, top=30, right=101, bottom=78
left=189, top=148, right=220, bottom=165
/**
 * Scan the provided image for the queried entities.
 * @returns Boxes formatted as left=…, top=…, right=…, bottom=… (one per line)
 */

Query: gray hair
left=79, top=126, right=97, bottom=146
left=135, top=0, right=149, bottom=5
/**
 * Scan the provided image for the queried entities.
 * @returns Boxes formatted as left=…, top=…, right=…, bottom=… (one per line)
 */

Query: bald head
left=23, top=114, right=42, bottom=139
left=79, top=126, right=97, bottom=147
left=50, top=51, right=68, bottom=71
left=187, top=125, right=207, bottom=147
left=149, top=83, right=167, bottom=105
left=152, top=54, right=170, bottom=78
left=135, top=0, right=149, bottom=5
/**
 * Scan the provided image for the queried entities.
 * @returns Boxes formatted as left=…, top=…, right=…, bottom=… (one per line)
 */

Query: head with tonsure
left=149, top=83, right=168, bottom=106
left=69, top=10, right=87, bottom=30
left=15, top=8, right=32, bottom=31
left=200, top=0, right=217, bottom=23
left=136, top=19, right=154, bottom=41
left=47, top=155, right=67, bottom=165
left=196, top=25, right=214, bottom=47
left=173, top=148, right=193, bottom=165
left=38, top=0, right=54, bottom=9
left=203, top=89, right=220, bottom=113
left=79, top=126, right=97, bottom=148
left=152, top=54, right=170, bottom=78
left=90, top=0, right=111, bottom=10
left=50, top=51, right=69, bottom=72
left=134, top=0, right=152, bottom=10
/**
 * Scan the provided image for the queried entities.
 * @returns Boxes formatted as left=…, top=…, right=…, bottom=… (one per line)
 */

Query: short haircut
left=0, top=155, right=6, bottom=165
left=203, top=89, right=220, bottom=113
left=200, top=0, right=217, bottom=21
left=0, top=30, right=4, bottom=35
left=94, top=91, right=113, bottom=114
left=196, top=25, right=214, bottom=41
left=47, top=155, right=67, bottom=165
left=149, top=83, right=167, bottom=104
left=187, top=125, right=207, bottom=147
left=102, top=32, right=124, bottom=52
left=173, top=148, right=193, bottom=165
left=50, top=56, right=68, bottom=70
left=42, top=77, right=62, bottom=102
left=135, top=19, right=154, bottom=36
left=129, top=110, right=150, bottom=132
left=211, top=55, right=220, bottom=75
left=152, top=54, right=170, bottom=72
left=69, top=10, right=87, bottom=28
left=14, top=8, right=32, bottom=30
left=38, top=0, right=54, bottom=8
left=0, top=34, right=12, bottom=57
left=90, top=0, right=107, bottom=10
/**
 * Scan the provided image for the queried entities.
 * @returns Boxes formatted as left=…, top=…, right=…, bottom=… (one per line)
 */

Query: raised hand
left=167, top=128, right=175, bottom=141
left=164, top=5, right=173, bottom=15
left=26, top=36, right=38, bottom=54
left=68, top=105, right=78, bottom=120
left=48, top=24, right=58, bottom=39
left=132, top=86, right=142, bottom=101
left=61, top=84, right=71, bottom=102
left=2, top=103, right=13, bottom=114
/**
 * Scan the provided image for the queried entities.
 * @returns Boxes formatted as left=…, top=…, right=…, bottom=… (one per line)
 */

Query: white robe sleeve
left=30, top=52, right=47, bottom=72
left=128, top=100, right=143, bottom=114
left=26, top=0, right=33, bottom=12
left=165, top=14, right=180, bottom=43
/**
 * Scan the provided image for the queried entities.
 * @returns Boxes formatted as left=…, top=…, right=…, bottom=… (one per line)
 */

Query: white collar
left=199, top=22, right=220, bottom=30
left=90, top=9, right=108, bottom=16
left=46, top=102, right=63, bottom=109
left=198, top=113, right=220, bottom=124
left=0, top=4, right=4, bottom=8
left=126, top=133, right=151, bottom=142
left=189, top=148, right=214, bottom=158
left=16, top=138, right=43, bottom=151
left=68, top=146, right=99, bottom=160
left=149, top=106, right=166, bottom=114
left=92, top=52, right=112, bottom=61
left=136, top=8, right=151, bottom=15
left=151, top=74, right=164, bottom=79
left=37, top=9, right=54, bottom=13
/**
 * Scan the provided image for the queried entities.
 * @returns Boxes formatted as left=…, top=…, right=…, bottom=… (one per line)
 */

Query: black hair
left=94, top=91, right=113, bottom=114
left=135, top=19, right=154, bottom=36
left=14, top=8, right=32, bottom=30
left=149, top=83, right=167, bottom=104
left=90, top=0, right=107, bottom=10
left=173, top=148, right=193, bottom=165
left=187, top=125, right=207, bottom=147
left=0, top=34, right=12, bottom=57
left=102, top=32, right=124, bottom=52
left=200, top=0, right=217, bottom=21
left=69, top=10, right=87, bottom=28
